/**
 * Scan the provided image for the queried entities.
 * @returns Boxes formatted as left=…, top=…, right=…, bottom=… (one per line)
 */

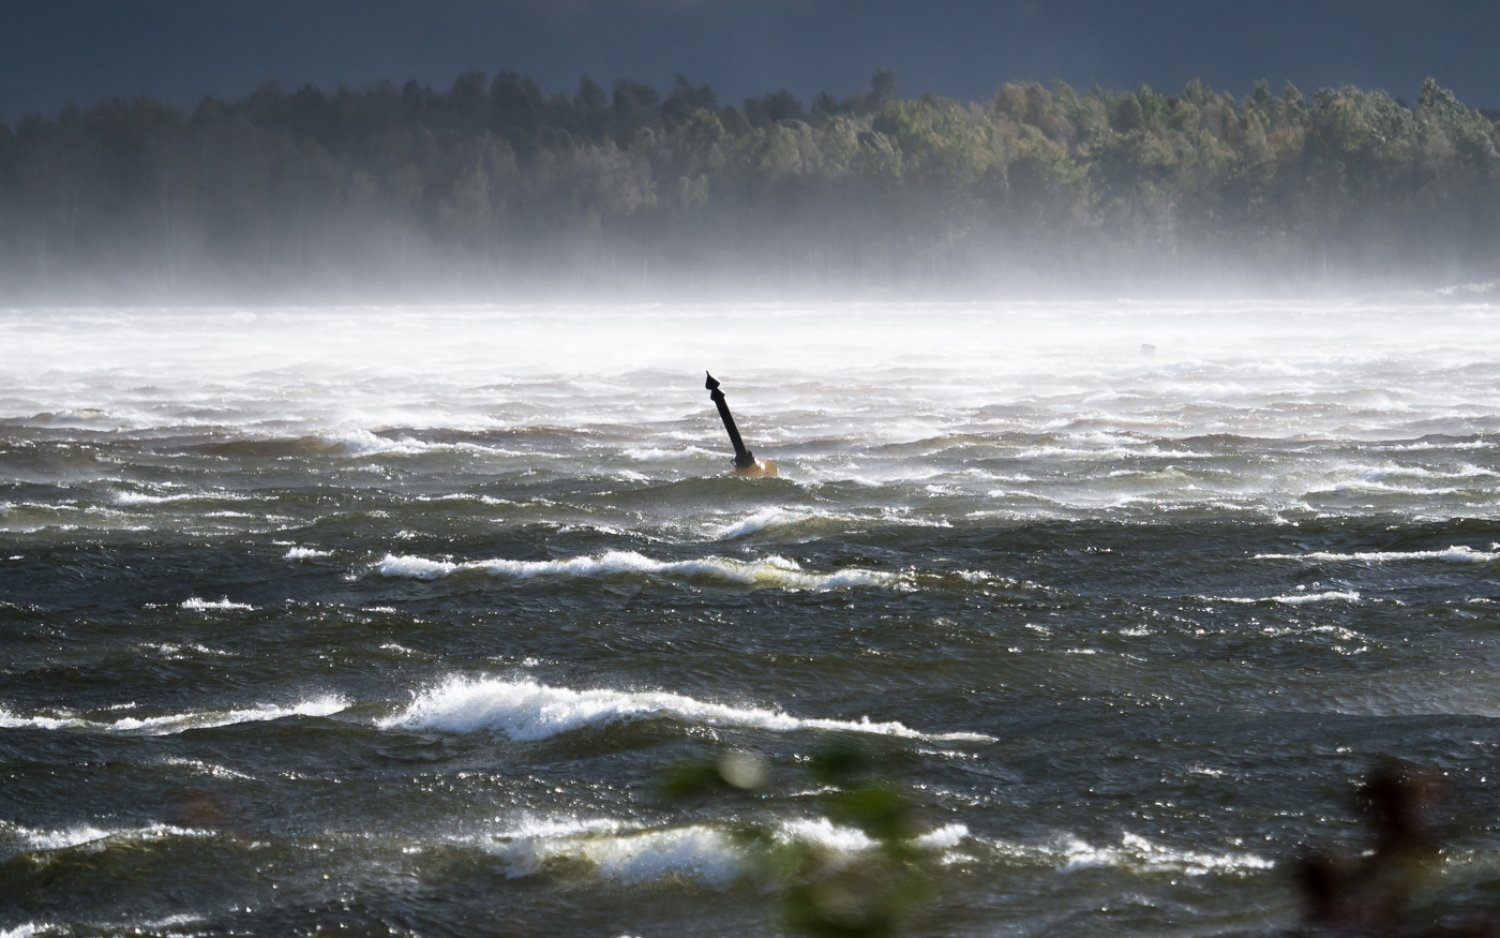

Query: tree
left=610, top=79, right=661, bottom=147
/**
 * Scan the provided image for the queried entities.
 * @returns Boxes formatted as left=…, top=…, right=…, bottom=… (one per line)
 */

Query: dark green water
left=3, top=302, right=1500, bottom=936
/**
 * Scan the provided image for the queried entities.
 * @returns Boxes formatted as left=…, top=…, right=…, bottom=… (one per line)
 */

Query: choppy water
left=3, top=299, right=1500, bottom=936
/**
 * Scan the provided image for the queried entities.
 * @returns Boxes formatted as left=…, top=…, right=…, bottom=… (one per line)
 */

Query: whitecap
left=1211, top=590, right=1362, bottom=605
left=476, top=815, right=968, bottom=887
left=505, top=823, right=745, bottom=886
left=283, top=546, right=331, bottom=560
left=0, top=697, right=347, bottom=736
left=374, top=550, right=905, bottom=592
left=414, top=493, right=511, bottom=506
left=493, top=815, right=633, bottom=841
left=1377, top=439, right=1494, bottom=452
left=986, top=831, right=1274, bottom=877
left=109, top=697, right=348, bottom=735
left=324, top=429, right=506, bottom=458
left=1253, top=546, right=1500, bottom=564
left=1355, top=461, right=1498, bottom=481
left=377, top=676, right=993, bottom=743
left=1272, top=590, right=1361, bottom=605
left=11, top=823, right=113, bottom=851
left=180, top=596, right=256, bottom=611
left=322, top=429, right=432, bottom=457
left=375, top=555, right=458, bottom=580
left=113, top=490, right=250, bottom=506
left=914, top=823, right=971, bottom=850
left=0, top=708, right=77, bottom=731
left=159, top=757, right=255, bottom=780
left=774, top=816, right=876, bottom=855
left=144, top=642, right=235, bottom=659
left=8, top=821, right=210, bottom=854
left=708, top=508, right=805, bottom=540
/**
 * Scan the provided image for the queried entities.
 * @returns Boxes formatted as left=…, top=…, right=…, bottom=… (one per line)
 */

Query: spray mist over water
left=3, top=299, right=1494, bottom=437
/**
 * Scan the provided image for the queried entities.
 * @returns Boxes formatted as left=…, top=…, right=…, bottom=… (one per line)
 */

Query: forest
left=1, top=69, right=1498, bottom=301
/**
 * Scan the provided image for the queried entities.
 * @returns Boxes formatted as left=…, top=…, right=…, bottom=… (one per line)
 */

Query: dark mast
left=704, top=372, right=757, bottom=469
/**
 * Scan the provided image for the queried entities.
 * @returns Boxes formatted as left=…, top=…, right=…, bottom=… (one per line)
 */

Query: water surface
left=3, top=299, right=1500, bottom=936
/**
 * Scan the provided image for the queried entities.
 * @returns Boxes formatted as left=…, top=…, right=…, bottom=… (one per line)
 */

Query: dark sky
left=5, top=0, right=1498, bottom=121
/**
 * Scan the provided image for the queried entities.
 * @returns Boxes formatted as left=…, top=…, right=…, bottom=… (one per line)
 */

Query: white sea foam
left=986, top=831, right=1274, bottom=877
left=180, top=596, right=256, bottom=611
left=322, top=429, right=433, bottom=457
left=378, top=642, right=423, bottom=657
left=8, top=821, right=209, bottom=854
left=110, top=697, right=348, bottom=734
left=375, top=555, right=458, bottom=579
left=374, top=550, right=905, bottom=591
left=378, top=676, right=993, bottom=743
left=113, top=490, right=250, bottom=506
left=776, top=816, right=877, bottom=855
left=706, top=507, right=945, bottom=541
left=0, top=708, right=77, bottom=731
left=160, top=757, right=255, bottom=780
left=1253, top=545, right=1500, bottom=563
left=494, top=815, right=634, bottom=841
left=478, top=815, right=969, bottom=886
left=496, top=822, right=746, bottom=886
left=1213, top=590, right=1362, bottom=605
left=414, top=493, right=512, bottom=507
left=708, top=507, right=811, bottom=540
left=5, top=822, right=111, bottom=851
left=1273, top=589, right=1361, bottom=605
left=0, top=696, right=347, bottom=736
left=130, top=915, right=209, bottom=933
left=1356, top=461, right=1498, bottom=481
left=1377, top=439, right=1495, bottom=452
left=283, top=546, right=332, bottom=560
left=144, top=641, right=235, bottom=659
left=324, top=428, right=514, bottom=458
left=914, top=823, right=971, bottom=850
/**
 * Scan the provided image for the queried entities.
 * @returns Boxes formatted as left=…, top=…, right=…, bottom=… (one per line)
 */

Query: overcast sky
left=5, top=0, right=1498, bottom=122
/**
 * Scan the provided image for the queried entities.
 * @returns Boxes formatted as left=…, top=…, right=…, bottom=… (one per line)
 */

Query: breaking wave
left=374, top=550, right=906, bottom=591
left=0, top=696, right=348, bottom=736
left=377, top=676, right=993, bottom=743
left=1210, top=590, right=1363, bottom=605
left=180, top=596, right=256, bottom=611
left=704, top=506, right=946, bottom=541
left=983, top=831, right=1275, bottom=877
left=470, top=814, right=971, bottom=886
left=1253, top=545, right=1500, bottom=563
left=2, top=820, right=210, bottom=856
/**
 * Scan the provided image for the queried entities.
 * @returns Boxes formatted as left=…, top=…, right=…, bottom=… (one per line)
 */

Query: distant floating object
left=705, top=372, right=779, bottom=478
left=1140, top=343, right=1157, bottom=356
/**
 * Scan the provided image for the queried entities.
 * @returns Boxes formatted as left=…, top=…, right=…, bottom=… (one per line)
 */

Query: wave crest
left=1253, top=545, right=1500, bottom=564
left=473, top=815, right=971, bottom=887
left=377, top=676, right=992, bottom=743
left=0, top=696, right=347, bottom=736
left=374, top=550, right=905, bottom=591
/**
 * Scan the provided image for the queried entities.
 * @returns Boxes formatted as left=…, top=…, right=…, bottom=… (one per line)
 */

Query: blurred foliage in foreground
left=662, top=741, right=932, bottom=937
left=1291, top=758, right=1497, bottom=937
left=662, top=749, right=1500, bottom=937
left=3, top=69, right=1498, bottom=300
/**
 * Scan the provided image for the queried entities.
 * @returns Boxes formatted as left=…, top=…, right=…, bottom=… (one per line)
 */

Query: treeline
left=1, top=69, right=1498, bottom=301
